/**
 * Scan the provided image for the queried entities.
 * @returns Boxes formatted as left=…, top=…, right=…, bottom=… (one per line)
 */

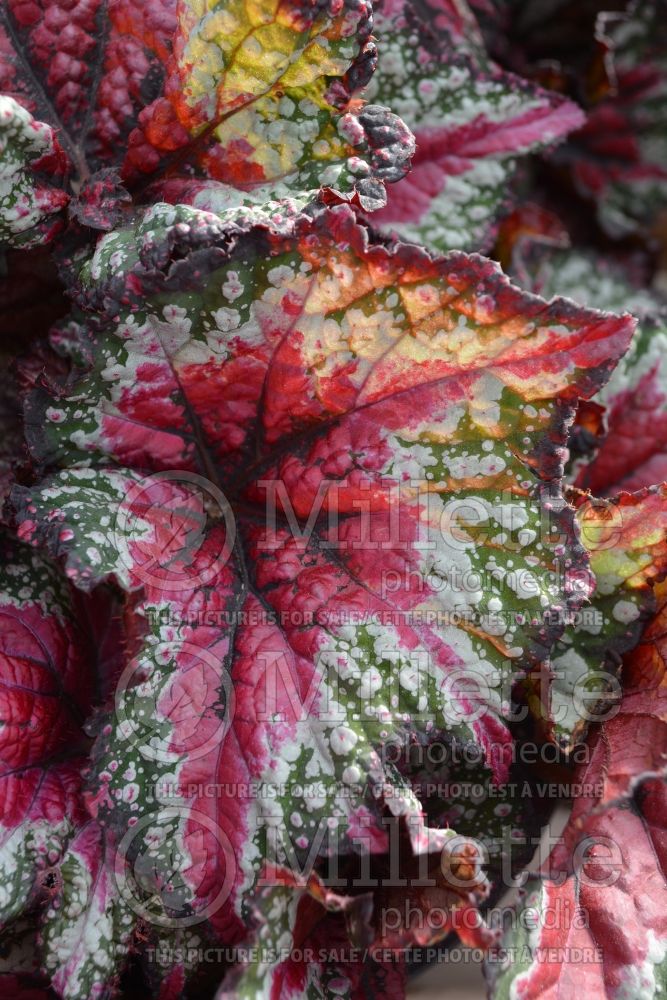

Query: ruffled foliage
left=1, top=1, right=667, bottom=999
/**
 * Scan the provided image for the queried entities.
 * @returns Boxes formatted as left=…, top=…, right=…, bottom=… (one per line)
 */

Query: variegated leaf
left=130, top=0, right=414, bottom=210
left=559, top=1, right=667, bottom=239
left=505, top=235, right=667, bottom=496
left=41, top=822, right=135, bottom=1000
left=0, top=0, right=177, bottom=176
left=1, top=0, right=413, bottom=213
left=0, top=530, right=90, bottom=927
left=537, top=486, right=667, bottom=748
left=365, top=0, right=583, bottom=251
left=9, top=203, right=637, bottom=989
left=486, top=579, right=667, bottom=1000
left=0, top=94, right=68, bottom=247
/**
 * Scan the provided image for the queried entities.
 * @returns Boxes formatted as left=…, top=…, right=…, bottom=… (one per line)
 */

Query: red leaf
left=488, top=579, right=667, bottom=999
left=365, top=0, right=584, bottom=251
left=577, top=353, right=667, bottom=495
left=559, top=1, right=667, bottom=239
left=1, top=0, right=412, bottom=210
left=8, top=202, right=640, bottom=991
left=0, top=530, right=91, bottom=924
left=0, top=0, right=177, bottom=176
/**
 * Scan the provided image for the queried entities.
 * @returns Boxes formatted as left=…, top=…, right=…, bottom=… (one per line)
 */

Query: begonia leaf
left=365, top=0, right=584, bottom=251
left=0, top=530, right=90, bottom=927
left=8, top=201, right=638, bottom=991
left=0, top=94, right=68, bottom=248
left=486, top=579, right=667, bottom=999
left=558, top=1, right=667, bottom=239
left=534, top=486, right=667, bottom=748
left=0, top=0, right=413, bottom=211
left=505, top=237, right=667, bottom=496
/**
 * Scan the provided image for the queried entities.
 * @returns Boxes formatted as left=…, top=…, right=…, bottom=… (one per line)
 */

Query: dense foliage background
left=1, top=0, right=667, bottom=997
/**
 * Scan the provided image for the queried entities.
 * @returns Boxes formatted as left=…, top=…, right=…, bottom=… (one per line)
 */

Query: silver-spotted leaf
left=0, top=94, right=68, bottom=247
left=486, top=581, right=667, bottom=999
left=10, top=201, right=636, bottom=991
left=365, top=0, right=583, bottom=251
